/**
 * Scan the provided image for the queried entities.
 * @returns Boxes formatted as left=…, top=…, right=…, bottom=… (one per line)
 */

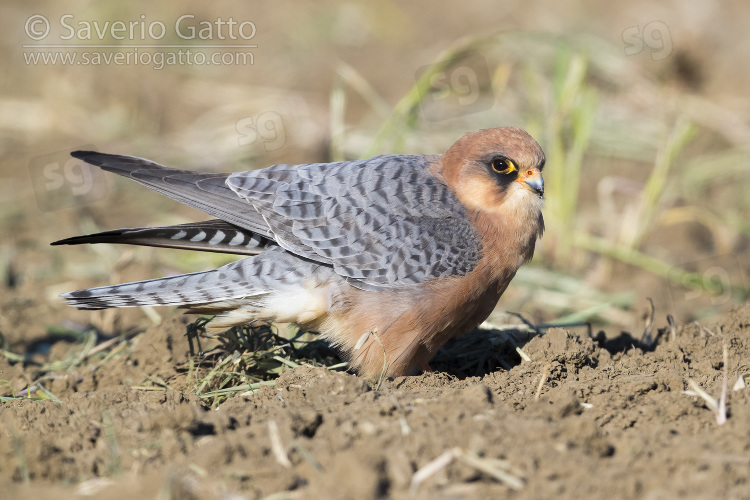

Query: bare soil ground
left=2, top=285, right=749, bottom=499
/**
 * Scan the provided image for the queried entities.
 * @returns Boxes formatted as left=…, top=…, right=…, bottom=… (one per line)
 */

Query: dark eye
left=491, top=158, right=517, bottom=175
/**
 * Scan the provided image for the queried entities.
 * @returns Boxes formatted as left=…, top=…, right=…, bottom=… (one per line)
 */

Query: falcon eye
left=491, top=157, right=517, bottom=175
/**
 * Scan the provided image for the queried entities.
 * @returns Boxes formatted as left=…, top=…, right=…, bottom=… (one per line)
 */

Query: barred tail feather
left=51, top=219, right=270, bottom=256
left=61, top=261, right=267, bottom=310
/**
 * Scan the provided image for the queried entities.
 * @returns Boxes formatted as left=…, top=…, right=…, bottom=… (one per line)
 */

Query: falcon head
left=440, top=127, right=546, bottom=219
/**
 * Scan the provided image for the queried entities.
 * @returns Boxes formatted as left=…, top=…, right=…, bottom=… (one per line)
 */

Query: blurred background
left=1, top=0, right=749, bottom=343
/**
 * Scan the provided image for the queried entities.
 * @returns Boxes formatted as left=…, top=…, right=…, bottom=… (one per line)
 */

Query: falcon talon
left=53, top=127, right=546, bottom=379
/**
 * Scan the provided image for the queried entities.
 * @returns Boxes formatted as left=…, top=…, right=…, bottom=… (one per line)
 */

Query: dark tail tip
left=50, top=236, right=81, bottom=246
left=71, top=150, right=104, bottom=165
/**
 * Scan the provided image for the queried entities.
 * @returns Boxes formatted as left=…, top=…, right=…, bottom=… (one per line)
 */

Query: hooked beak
left=517, top=167, right=544, bottom=197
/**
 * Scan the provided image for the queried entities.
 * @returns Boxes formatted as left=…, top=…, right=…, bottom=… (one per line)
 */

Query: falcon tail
left=51, top=219, right=271, bottom=256
left=60, top=259, right=267, bottom=310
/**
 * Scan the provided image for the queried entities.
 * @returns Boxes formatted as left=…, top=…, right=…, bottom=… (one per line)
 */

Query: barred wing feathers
left=228, top=155, right=482, bottom=287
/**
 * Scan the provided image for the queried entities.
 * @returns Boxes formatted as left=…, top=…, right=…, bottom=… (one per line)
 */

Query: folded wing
left=227, top=155, right=483, bottom=287
left=68, top=151, right=483, bottom=290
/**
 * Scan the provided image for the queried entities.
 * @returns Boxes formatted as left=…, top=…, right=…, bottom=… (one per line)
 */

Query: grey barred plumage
left=55, top=127, right=546, bottom=378
left=63, top=246, right=336, bottom=312
left=225, top=155, right=482, bottom=287
left=57, top=153, right=483, bottom=310
left=60, top=152, right=484, bottom=296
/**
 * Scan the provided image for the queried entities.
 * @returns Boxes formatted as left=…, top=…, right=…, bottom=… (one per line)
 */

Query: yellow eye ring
left=491, top=158, right=516, bottom=175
